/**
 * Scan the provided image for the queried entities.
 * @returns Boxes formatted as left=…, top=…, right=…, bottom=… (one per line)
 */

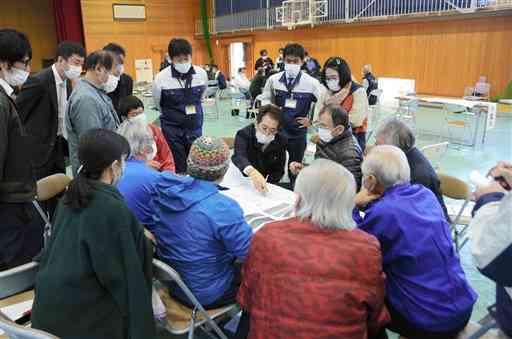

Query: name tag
left=285, top=99, right=297, bottom=109
left=185, top=105, right=197, bottom=115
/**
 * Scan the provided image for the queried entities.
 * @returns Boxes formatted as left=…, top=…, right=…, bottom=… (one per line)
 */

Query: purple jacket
left=354, top=183, right=477, bottom=332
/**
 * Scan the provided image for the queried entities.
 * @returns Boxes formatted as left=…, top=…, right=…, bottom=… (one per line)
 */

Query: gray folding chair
left=152, top=259, right=237, bottom=339
left=0, top=313, right=58, bottom=339
left=0, top=262, right=38, bottom=300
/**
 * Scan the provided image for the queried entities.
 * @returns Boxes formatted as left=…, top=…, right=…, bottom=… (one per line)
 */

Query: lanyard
left=285, top=71, right=302, bottom=96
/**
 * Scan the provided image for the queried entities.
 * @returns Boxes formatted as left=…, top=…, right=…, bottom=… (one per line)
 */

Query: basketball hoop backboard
left=276, top=0, right=328, bottom=29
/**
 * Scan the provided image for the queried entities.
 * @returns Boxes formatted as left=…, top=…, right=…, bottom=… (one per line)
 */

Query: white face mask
left=174, top=62, right=191, bottom=74
left=256, top=130, right=275, bottom=145
left=112, top=159, right=125, bottom=186
left=327, top=79, right=341, bottom=92
left=284, top=63, right=301, bottom=79
left=318, top=127, right=333, bottom=143
left=117, top=64, right=124, bottom=75
left=4, top=67, right=29, bottom=87
left=129, top=112, right=147, bottom=125
left=146, top=141, right=157, bottom=161
left=64, top=64, right=82, bottom=80
left=103, top=74, right=119, bottom=93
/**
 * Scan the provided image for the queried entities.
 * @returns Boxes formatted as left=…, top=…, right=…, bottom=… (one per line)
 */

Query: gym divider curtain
left=53, top=0, right=85, bottom=45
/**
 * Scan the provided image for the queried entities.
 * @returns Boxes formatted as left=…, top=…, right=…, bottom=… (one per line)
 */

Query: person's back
left=150, top=173, right=252, bottom=306
left=240, top=218, right=387, bottom=338
left=357, top=183, right=477, bottom=331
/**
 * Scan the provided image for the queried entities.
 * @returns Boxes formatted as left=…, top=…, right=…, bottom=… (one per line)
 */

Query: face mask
left=103, top=74, right=119, bottom=93
left=111, top=160, right=125, bottom=186
left=146, top=141, right=157, bottom=161
left=129, top=112, right=147, bottom=125
left=327, top=79, right=341, bottom=92
left=256, top=130, right=275, bottom=145
left=4, top=67, right=29, bottom=87
left=64, top=64, right=82, bottom=80
left=318, top=127, right=333, bottom=143
left=117, top=64, right=124, bottom=75
left=262, top=55, right=268, bottom=60
left=284, top=63, right=301, bottom=79
left=174, top=62, right=191, bottom=74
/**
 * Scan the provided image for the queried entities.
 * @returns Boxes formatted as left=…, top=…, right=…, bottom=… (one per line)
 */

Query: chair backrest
left=0, top=314, right=58, bottom=339
left=420, top=142, right=449, bottom=169
left=0, top=262, right=38, bottom=299
left=438, top=173, right=470, bottom=200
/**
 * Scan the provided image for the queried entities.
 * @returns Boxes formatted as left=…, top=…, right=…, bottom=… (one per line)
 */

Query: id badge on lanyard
left=284, top=73, right=300, bottom=109
left=178, top=77, right=196, bottom=115
left=285, top=96, right=297, bottom=109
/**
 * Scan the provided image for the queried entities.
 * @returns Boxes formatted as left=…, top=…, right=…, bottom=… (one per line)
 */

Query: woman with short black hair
left=232, top=104, right=287, bottom=193
left=31, top=129, right=156, bottom=339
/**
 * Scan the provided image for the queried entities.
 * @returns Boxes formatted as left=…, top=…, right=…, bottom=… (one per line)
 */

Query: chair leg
left=188, top=308, right=198, bottom=339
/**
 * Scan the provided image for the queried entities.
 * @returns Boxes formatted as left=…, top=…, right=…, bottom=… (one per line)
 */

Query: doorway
left=229, top=42, right=245, bottom=79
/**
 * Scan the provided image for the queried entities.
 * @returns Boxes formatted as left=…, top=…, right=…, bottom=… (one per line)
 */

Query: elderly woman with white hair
left=374, top=117, right=449, bottom=220
left=236, top=159, right=389, bottom=339
left=354, top=145, right=477, bottom=339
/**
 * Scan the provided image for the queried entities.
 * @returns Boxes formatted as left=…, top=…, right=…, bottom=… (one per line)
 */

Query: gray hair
left=374, top=117, right=416, bottom=152
left=294, top=159, right=356, bottom=230
left=117, top=120, right=154, bottom=157
left=362, top=145, right=411, bottom=189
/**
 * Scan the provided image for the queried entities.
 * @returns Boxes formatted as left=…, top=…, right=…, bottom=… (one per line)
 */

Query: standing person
left=318, top=57, right=369, bottom=150
left=16, top=41, right=85, bottom=180
left=66, top=50, right=121, bottom=175
left=104, top=43, right=133, bottom=114
left=160, top=52, right=171, bottom=71
left=31, top=129, right=155, bottom=339
left=211, top=64, right=227, bottom=90
left=275, top=48, right=285, bottom=72
left=118, top=95, right=176, bottom=173
left=232, top=66, right=251, bottom=98
left=152, top=38, right=208, bottom=174
left=261, top=43, right=324, bottom=186
left=302, top=51, right=321, bottom=79
left=362, top=64, right=379, bottom=105
left=0, top=29, right=42, bottom=270
left=254, top=49, right=274, bottom=75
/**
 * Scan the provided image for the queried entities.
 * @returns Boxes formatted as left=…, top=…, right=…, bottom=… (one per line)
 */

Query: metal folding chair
left=445, top=107, right=476, bottom=148
left=420, top=142, right=449, bottom=170
left=0, top=314, right=58, bottom=339
left=396, top=97, right=419, bottom=131
left=438, top=173, right=472, bottom=252
left=152, top=259, right=237, bottom=339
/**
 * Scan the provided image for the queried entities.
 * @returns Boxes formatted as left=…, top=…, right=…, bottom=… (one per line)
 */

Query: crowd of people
left=0, top=26, right=511, bottom=339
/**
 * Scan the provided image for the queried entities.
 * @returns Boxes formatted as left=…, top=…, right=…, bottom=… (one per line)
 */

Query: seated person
left=471, top=161, right=512, bottom=337
left=117, top=136, right=253, bottom=309
left=31, top=129, right=155, bottom=339
left=249, top=68, right=268, bottom=101
left=232, top=104, right=287, bottom=193
left=211, top=64, right=227, bottom=90
left=310, top=104, right=362, bottom=188
left=374, top=117, right=449, bottom=220
left=232, top=66, right=251, bottom=99
left=236, top=159, right=389, bottom=339
left=118, top=95, right=175, bottom=173
left=354, top=145, right=477, bottom=339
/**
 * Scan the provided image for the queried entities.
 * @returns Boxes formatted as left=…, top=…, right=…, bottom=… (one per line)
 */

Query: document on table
left=0, top=299, right=33, bottom=334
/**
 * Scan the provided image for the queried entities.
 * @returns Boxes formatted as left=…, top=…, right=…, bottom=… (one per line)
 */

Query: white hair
left=362, top=145, right=411, bottom=189
left=117, top=120, right=154, bottom=158
left=294, top=159, right=356, bottom=230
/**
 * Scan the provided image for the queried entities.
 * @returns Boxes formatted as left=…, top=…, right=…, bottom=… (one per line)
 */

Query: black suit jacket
left=16, top=67, right=70, bottom=170
left=108, top=73, right=134, bottom=116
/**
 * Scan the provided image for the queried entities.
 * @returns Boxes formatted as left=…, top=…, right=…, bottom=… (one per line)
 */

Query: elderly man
left=117, top=134, right=253, bottom=309
left=236, top=159, right=389, bottom=339
left=471, top=161, right=512, bottom=337
left=362, top=64, right=378, bottom=105
left=354, top=145, right=477, bottom=339
left=310, top=104, right=362, bottom=188
left=374, top=117, right=449, bottom=220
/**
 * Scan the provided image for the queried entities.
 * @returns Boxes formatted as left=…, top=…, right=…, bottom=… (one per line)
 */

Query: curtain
left=53, top=0, right=85, bottom=45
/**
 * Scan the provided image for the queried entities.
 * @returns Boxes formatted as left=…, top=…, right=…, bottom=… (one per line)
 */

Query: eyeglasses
left=258, top=124, right=278, bottom=135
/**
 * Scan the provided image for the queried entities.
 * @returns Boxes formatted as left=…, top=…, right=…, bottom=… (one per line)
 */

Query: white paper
left=0, top=299, right=33, bottom=321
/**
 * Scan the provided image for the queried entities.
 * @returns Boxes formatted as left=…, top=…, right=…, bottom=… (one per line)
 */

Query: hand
left=310, top=134, right=320, bottom=144
left=248, top=169, right=269, bottom=194
left=296, top=117, right=311, bottom=128
left=146, top=160, right=161, bottom=171
left=355, top=188, right=381, bottom=207
left=488, top=161, right=512, bottom=189
left=473, top=181, right=506, bottom=201
left=289, top=162, right=304, bottom=176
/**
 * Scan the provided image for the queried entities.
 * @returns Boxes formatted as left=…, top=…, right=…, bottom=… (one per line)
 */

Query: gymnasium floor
left=146, top=98, right=512, bottom=339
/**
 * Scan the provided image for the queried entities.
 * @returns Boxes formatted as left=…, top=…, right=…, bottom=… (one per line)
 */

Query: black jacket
left=16, top=67, right=70, bottom=174
left=406, top=147, right=450, bottom=220
left=255, top=57, right=274, bottom=72
left=232, top=124, right=287, bottom=184
left=108, top=73, right=133, bottom=115
left=315, top=130, right=363, bottom=189
left=0, top=86, right=36, bottom=203
left=363, top=72, right=379, bottom=105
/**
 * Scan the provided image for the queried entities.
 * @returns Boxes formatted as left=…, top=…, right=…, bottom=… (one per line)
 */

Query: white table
left=220, top=162, right=295, bottom=231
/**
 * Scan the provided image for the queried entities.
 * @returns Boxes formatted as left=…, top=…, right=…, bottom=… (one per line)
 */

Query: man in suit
left=16, top=41, right=85, bottom=180
left=104, top=43, right=133, bottom=116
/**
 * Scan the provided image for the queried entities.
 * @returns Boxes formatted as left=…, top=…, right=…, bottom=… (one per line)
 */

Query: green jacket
left=31, top=182, right=155, bottom=339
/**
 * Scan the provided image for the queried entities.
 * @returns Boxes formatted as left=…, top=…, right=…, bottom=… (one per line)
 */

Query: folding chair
left=438, top=173, right=472, bottom=252
left=0, top=314, right=58, bottom=339
left=420, top=142, right=449, bottom=170
left=396, top=97, right=419, bottom=131
left=152, top=259, right=237, bottom=339
left=445, top=107, right=476, bottom=148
